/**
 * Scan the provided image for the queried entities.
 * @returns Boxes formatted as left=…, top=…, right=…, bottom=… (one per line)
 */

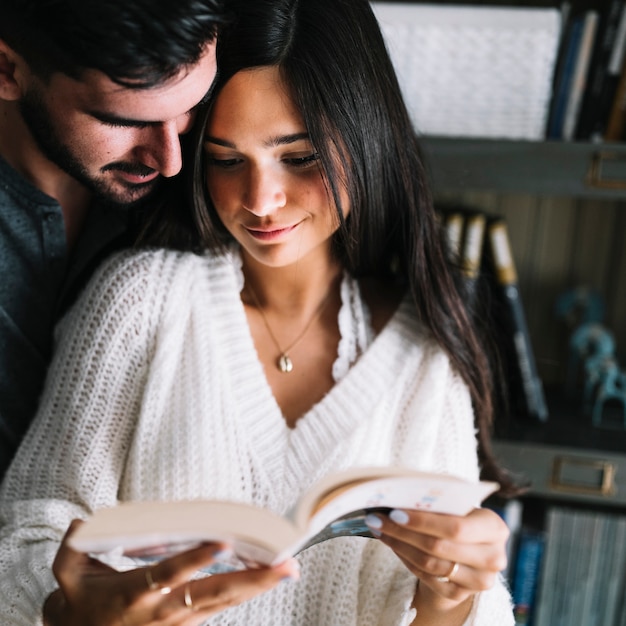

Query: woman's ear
left=0, top=39, right=25, bottom=101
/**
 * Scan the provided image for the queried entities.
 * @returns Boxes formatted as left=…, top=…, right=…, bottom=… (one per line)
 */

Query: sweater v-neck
left=211, top=252, right=418, bottom=493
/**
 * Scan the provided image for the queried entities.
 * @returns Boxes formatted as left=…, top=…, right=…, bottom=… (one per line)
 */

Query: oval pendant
left=278, top=354, right=293, bottom=373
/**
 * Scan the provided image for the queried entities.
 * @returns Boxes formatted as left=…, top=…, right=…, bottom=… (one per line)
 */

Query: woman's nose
left=242, top=166, right=287, bottom=216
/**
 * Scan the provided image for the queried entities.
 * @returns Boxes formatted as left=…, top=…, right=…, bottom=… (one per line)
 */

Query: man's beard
left=18, top=85, right=160, bottom=209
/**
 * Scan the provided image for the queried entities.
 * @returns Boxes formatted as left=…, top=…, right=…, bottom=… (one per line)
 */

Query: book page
left=68, top=500, right=302, bottom=567
left=292, top=469, right=499, bottom=550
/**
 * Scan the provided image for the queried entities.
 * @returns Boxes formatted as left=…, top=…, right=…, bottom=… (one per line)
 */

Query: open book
left=69, top=466, right=498, bottom=571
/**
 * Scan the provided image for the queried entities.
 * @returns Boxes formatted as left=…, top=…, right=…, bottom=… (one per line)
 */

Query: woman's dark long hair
left=142, top=0, right=517, bottom=495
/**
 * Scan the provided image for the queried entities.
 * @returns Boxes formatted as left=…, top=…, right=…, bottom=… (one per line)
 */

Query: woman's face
left=203, top=66, right=346, bottom=268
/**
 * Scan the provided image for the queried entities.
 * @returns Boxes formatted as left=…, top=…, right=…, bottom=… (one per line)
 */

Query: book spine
left=585, top=514, right=616, bottom=625
left=563, top=511, right=596, bottom=625
left=443, top=211, right=464, bottom=264
left=487, top=220, right=549, bottom=422
left=578, top=513, right=608, bottom=625
left=547, top=15, right=586, bottom=139
left=460, top=212, right=486, bottom=305
left=511, top=530, right=545, bottom=625
left=575, top=0, right=625, bottom=139
left=533, top=508, right=563, bottom=626
left=603, top=516, right=626, bottom=626
left=604, top=48, right=626, bottom=140
left=562, top=11, right=599, bottom=140
left=592, top=2, right=626, bottom=140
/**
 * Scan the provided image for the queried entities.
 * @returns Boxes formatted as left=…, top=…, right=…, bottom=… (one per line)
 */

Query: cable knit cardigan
left=0, top=248, right=514, bottom=625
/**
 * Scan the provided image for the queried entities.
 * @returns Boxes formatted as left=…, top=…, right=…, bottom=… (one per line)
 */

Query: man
left=0, top=0, right=227, bottom=478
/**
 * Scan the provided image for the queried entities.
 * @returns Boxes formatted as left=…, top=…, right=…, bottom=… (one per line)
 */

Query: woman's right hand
left=43, top=520, right=299, bottom=626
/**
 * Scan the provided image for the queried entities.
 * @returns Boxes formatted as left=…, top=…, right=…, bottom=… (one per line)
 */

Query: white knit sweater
left=0, top=248, right=514, bottom=625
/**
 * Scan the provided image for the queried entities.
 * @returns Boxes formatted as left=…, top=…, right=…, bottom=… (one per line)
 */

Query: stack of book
left=496, top=500, right=626, bottom=626
left=532, top=506, right=626, bottom=626
left=439, top=206, right=549, bottom=424
left=548, top=0, right=626, bottom=142
left=371, top=2, right=561, bottom=139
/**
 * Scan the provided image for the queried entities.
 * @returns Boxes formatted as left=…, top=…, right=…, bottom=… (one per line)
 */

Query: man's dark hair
left=1, top=0, right=228, bottom=87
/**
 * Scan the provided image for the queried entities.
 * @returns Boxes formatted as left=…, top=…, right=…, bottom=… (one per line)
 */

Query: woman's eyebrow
left=204, top=132, right=310, bottom=149
left=265, top=132, right=310, bottom=147
left=204, top=136, right=236, bottom=148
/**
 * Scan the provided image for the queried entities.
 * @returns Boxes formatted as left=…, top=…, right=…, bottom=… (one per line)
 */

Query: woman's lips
left=246, top=224, right=299, bottom=241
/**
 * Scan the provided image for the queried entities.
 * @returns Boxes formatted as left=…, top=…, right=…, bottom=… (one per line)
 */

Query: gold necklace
left=246, top=285, right=331, bottom=373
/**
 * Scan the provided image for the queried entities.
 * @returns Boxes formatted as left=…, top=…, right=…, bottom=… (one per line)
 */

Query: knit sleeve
left=411, top=349, right=514, bottom=626
left=414, top=344, right=515, bottom=626
left=0, top=249, right=172, bottom=625
left=368, top=340, right=514, bottom=625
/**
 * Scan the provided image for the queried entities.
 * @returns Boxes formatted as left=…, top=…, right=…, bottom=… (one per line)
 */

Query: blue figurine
left=555, top=287, right=605, bottom=328
left=567, top=322, right=615, bottom=396
left=591, top=364, right=626, bottom=428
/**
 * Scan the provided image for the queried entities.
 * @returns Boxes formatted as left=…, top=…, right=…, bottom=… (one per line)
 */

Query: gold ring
left=145, top=568, right=172, bottom=595
left=184, top=582, right=197, bottom=612
left=436, top=561, right=459, bottom=583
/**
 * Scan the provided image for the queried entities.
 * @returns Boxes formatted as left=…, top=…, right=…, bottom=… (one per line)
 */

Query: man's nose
left=136, top=115, right=191, bottom=178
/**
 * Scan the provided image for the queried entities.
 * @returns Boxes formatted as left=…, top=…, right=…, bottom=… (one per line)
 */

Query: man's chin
left=93, top=178, right=161, bottom=211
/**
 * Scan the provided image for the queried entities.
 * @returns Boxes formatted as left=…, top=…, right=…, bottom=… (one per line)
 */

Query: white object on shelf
left=371, top=2, right=562, bottom=140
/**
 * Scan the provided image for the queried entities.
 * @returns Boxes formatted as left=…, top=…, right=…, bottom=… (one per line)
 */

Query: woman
left=0, top=0, right=515, bottom=624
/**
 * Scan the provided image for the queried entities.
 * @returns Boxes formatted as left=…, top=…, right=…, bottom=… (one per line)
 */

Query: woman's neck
left=240, top=250, right=343, bottom=317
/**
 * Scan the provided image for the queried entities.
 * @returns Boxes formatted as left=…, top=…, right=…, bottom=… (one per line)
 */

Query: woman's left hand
left=365, top=507, right=509, bottom=610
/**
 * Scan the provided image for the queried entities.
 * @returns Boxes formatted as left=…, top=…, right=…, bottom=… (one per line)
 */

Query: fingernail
left=281, top=575, right=297, bottom=582
left=281, top=560, right=300, bottom=581
left=365, top=514, right=383, bottom=536
left=389, top=509, right=410, bottom=525
left=212, top=547, right=233, bottom=561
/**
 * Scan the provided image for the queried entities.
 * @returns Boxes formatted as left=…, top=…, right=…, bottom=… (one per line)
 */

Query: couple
left=0, top=0, right=516, bottom=624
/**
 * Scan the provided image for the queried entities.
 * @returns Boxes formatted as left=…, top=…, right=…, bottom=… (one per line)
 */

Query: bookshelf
left=423, top=136, right=626, bottom=487
left=372, top=0, right=626, bottom=626
left=424, top=136, right=626, bottom=625
left=421, top=137, right=626, bottom=199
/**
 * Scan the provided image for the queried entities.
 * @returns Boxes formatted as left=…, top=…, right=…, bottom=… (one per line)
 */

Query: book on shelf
left=68, top=465, right=499, bottom=571
left=566, top=511, right=600, bottom=626
left=485, top=218, right=549, bottom=423
left=443, top=210, right=464, bottom=264
left=532, top=508, right=564, bottom=626
left=603, top=515, right=626, bottom=626
left=561, top=10, right=599, bottom=140
left=605, top=48, right=626, bottom=140
left=547, top=13, right=587, bottom=139
left=511, top=529, right=545, bottom=626
left=578, top=512, right=611, bottom=625
left=436, top=206, right=548, bottom=423
left=575, top=0, right=626, bottom=140
left=534, top=507, right=626, bottom=626
left=460, top=212, right=487, bottom=305
left=440, top=208, right=483, bottom=304
left=535, top=507, right=585, bottom=626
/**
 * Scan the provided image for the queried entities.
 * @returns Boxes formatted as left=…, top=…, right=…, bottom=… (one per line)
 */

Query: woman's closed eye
left=205, top=153, right=320, bottom=170
left=284, top=153, right=320, bottom=168
left=206, top=155, right=242, bottom=169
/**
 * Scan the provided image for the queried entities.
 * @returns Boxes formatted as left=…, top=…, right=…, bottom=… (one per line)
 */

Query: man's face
left=18, top=42, right=217, bottom=207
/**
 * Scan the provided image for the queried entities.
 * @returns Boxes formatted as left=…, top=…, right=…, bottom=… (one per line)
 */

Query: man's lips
left=113, top=170, right=160, bottom=185
left=103, top=163, right=160, bottom=186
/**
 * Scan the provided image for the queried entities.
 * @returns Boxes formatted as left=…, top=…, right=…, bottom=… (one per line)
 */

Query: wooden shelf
left=420, top=137, right=626, bottom=200
left=493, top=439, right=626, bottom=509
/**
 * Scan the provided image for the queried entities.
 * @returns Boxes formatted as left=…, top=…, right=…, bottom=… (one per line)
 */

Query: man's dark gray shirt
left=0, top=155, right=130, bottom=480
